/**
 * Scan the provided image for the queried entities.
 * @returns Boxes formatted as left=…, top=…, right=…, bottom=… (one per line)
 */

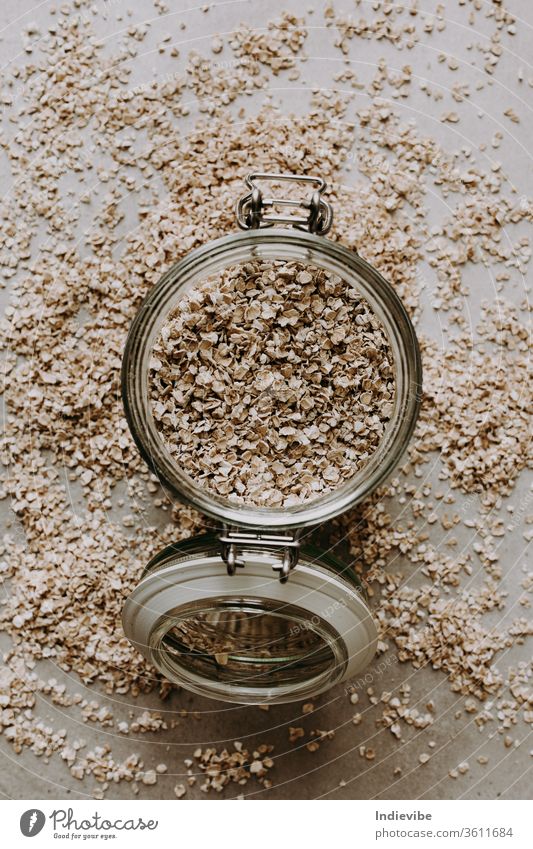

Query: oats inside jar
left=148, top=260, right=395, bottom=507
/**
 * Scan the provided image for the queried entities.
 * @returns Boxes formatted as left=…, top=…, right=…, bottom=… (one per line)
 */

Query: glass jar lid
left=123, top=535, right=377, bottom=705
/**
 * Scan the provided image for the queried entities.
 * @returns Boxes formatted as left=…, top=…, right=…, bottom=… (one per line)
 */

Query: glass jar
left=121, top=173, right=422, bottom=704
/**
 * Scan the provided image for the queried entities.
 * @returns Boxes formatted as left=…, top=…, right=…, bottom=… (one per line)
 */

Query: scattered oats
left=441, top=112, right=460, bottom=123
left=192, top=743, right=274, bottom=792
left=0, top=0, right=528, bottom=802
left=289, top=727, right=305, bottom=744
left=503, top=107, right=520, bottom=124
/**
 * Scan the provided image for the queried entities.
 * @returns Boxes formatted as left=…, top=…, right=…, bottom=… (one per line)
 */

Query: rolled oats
left=149, top=260, right=395, bottom=507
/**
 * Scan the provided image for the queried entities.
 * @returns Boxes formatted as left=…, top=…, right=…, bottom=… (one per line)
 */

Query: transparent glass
left=151, top=599, right=344, bottom=703
left=122, top=229, right=422, bottom=531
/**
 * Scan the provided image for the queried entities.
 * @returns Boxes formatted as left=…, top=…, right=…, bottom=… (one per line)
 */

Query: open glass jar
left=121, top=173, right=422, bottom=704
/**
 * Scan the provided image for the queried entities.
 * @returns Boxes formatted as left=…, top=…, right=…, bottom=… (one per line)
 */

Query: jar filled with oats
left=121, top=174, right=421, bottom=704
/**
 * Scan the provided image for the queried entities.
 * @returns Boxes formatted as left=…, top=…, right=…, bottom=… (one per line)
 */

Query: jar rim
left=122, top=228, right=422, bottom=530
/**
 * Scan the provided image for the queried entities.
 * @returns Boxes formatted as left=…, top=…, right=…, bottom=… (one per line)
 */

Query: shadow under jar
left=121, top=173, right=422, bottom=704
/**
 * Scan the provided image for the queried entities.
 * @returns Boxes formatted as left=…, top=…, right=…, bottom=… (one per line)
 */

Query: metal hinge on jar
left=219, top=527, right=301, bottom=583
left=236, top=172, right=333, bottom=235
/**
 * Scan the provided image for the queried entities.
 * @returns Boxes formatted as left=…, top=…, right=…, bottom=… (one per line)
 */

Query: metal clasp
left=236, top=172, right=333, bottom=236
left=219, top=527, right=301, bottom=584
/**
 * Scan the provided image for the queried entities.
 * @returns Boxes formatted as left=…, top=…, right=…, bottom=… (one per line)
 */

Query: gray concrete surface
left=0, top=0, right=531, bottom=800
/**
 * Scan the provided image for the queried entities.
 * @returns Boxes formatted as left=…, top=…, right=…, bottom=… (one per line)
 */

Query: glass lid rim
left=123, top=540, right=377, bottom=637
left=122, top=227, right=422, bottom=531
